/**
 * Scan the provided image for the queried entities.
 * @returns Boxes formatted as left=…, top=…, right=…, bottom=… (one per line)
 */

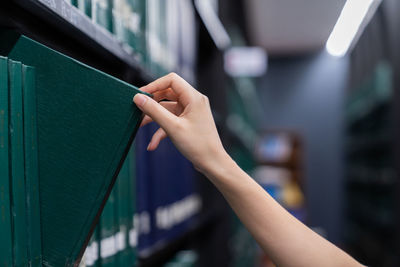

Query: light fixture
left=194, top=0, right=231, bottom=50
left=326, top=0, right=381, bottom=57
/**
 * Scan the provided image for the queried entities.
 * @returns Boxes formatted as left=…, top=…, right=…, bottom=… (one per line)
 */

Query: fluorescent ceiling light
left=326, top=0, right=381, bottom=57
left=194, top=0, right=231, bottom=50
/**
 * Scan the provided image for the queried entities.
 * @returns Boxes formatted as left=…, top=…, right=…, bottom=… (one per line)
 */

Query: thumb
left=133, top=94, right=177, bottom=131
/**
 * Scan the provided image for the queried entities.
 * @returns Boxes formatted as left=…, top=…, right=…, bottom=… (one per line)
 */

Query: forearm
left=203, top=152, right=362, bottom=267
left=135, top=73, right=362, bottom=266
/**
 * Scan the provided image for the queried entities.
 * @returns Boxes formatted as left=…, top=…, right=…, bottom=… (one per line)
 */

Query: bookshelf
left=0, top=0, right=260, bottom=266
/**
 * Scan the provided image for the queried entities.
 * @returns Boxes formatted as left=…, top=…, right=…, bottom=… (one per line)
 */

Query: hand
left=133, top=73, right=229, bottom=175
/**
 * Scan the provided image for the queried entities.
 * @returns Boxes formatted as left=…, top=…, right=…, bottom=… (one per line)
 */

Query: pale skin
left=133, top=73, right=363, bottom=267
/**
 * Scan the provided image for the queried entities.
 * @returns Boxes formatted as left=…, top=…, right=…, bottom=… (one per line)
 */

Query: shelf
left=138, top=205, right=226, bottom=267
left=346, top=133, right=391, bottom=155
left=347, top=167, right=397, bottom=187
left=1, top=0, right=153, bottom=84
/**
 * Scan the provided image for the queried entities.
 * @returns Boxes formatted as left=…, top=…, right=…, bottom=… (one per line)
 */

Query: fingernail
left=147, top=142, right=152, bottom=151
left=133, top=94, right=148, bottom=107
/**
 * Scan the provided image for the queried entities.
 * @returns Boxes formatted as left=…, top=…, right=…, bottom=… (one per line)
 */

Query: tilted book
left=0, top=30, right=147, bottom=267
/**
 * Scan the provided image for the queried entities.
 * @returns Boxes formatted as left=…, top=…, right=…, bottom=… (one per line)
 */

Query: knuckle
left=168, top=72, right=179, bottom=80
left=168, top=117, right=179, bottom=128
left=202, top=95, right=209, bottom=104
left=174, top=119, right=184, bottom=131
left=197, top=94, right=209, bottom=105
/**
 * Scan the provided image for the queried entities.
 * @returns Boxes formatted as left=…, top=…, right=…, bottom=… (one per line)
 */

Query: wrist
left=200, top=149, right=238, bottom=182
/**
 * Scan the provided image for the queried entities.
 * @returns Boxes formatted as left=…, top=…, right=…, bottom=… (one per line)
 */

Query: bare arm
left=133, top=73, right=363, bottom=267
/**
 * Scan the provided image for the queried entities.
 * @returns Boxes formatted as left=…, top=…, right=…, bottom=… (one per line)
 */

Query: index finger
left=141, top=73, right=196, bottom=101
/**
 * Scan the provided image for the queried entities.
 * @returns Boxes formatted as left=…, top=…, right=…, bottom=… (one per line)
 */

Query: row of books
left=345, top=60, right=395, bottom=266
left=63, top=0, right=197, bottom=81
left=82, top=147, right=137, bottom=267
left=135, top=122, right=201, bottom=256
left=1, top=29, right=146, bottom=266
left=82, top=126, right=202, bottom=266
left=0, top=56, right=42, bottom=267
left=0, top=28, right=201, bottom=266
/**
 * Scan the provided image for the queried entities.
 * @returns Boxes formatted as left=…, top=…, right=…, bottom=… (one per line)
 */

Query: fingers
left=140, top=115, right=153, bottom=127
left=133, top=94, right=178, bottom=132
left=152, top=88, right=179, bottom=102
left=160, top=101, right=184, bottom=115
left=140, top=73, right=196, bottom=106
left=147, top=128, right=167, bottom=151
left=140, top=101, right=183, bottom=127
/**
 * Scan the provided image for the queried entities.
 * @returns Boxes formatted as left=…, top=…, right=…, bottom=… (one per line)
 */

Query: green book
left=0, top=31, right=148, bottom=267
left=99, top=190, right=116, bottom=267
left=137, top=0, right=147, bottom=64
left=116, top=154, right=132, bottom=267
left=22, top=64, right=42, bottom=267
left=127, top=145, right=136, bottom=264
left=93, top=0, right=113, bottom=33
left=71, top=0, right=78, bottom=7
left=83, top=227, right=99, bottom=267
left=78, top=0, right=92, bottom=17
left=113, top=168, right=121, bottom=267
left=8, top=59, right=29, bottom=267
left=0, top=56, right=13, bottom=267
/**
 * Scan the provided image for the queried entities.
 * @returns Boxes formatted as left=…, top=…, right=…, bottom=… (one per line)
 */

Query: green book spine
left=22, top=65, right=42, bottom=267
left=112, top=10, right=124, bottom=43
left=8, top=59, right=28, bottom=267
left=94, top=0, right=113, bottom=33
left=78, top=0, right=92, bottom=17
left=116, top=157, right=131, bottom=266
left=107, top=0, right=114, bottom=33
left=84, top=227, right=99, bottom=267
left=127, top=145, right=136, bottom=264
left=139, top=0, right=147, bottom=64
left=113, top=171, right=120, bottom=267
left=159, top=0, right=167, bottom=75
left=0, top=56, right=13, bottom=267
left=100, top=190, right=116, bottom=267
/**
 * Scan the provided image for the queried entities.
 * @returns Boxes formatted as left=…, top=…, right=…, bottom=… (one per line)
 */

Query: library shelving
left=344, top=3, right=400, bottom=266
left=0, top=0, right=262, bottom=266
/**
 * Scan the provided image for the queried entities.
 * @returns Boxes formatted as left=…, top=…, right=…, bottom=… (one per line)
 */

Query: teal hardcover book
left=116, top=155, right=131, bottom=267
left=127, top=145, right=137, bottom=264
left=83, top=227, right=100, bottom=267
left=0, top=31, right=148, bottom=266
left=9, top=59, right=29, bottom=267
left=113, top=170, right=121, bottom=267
left=0, top=56, right=13, bottom=267
left=22, top=64, right=42, bottom=267
left=94, top=0, right=113, bottom=33
left=99, top=190, right=116, bottom=267
left=78, top=0, right=92, bottom=17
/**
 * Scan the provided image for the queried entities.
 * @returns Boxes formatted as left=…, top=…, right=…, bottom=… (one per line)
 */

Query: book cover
left=22, top=64, right=42, bottom=267
left=8, top=59, right=28, bottom=266
left=0, top=31, right=149, bottom=267
left=0, top=56, right=13, bottom=267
